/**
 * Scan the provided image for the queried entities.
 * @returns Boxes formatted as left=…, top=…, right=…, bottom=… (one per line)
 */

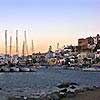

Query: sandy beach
left=62, top=89, right=100, bottom=100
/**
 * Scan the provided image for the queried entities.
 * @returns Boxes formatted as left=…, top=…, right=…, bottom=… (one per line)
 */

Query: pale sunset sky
left=0, top=0, right=100, bottom=54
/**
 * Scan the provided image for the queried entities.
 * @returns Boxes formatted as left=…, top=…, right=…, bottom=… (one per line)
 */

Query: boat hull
left=20, top=67, right=30, bottom=72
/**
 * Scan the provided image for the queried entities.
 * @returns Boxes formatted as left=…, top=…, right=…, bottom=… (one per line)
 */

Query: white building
left=95, top=49, right=100, bottom=58
left=93, top=37, right=97, bottom=44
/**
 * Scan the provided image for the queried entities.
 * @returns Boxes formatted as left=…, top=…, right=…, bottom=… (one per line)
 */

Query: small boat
left=1, top=67, right=10, bottom=72
left=10, top=67, right=20, bottom=72
left=69, top=67, right=75, bottom=70
left=82, top=67, right=100, bottom=72
left=30, top=67, right=37, bottom=72
left=20, top=67, right=30, bottom=72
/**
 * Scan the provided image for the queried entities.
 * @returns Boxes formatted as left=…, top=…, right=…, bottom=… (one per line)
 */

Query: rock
left=83, top=87, right=94, bottom=91
left=28, top=97, right=40, bottom=100
left=8, top=96, right=29, bottom=100
left=67, top=86, right=78, bottom=93
left=70, top=85, right=76, bottom=89
left=8, top=96, right=21, bottom=100
left=75, top=89, right=84, bottom=93
left=57, top=82, right=69, bottom=88
left=57, top=82, right=79, bottom=89
left=23, top=96, right=27, bottom=100
left=0, top=88, right=2, bottom=90
left=40, top=94, right=48, bottom=100
left=27, top=96, right=35, bottom=100
left=93, top=85, right=100, bottom=89
left=59, top=92, right=67, bottom=98
left=50, top=92, right=60, bottom=100
left=66, top=91, right=76, bottom=98
left=46, top=94, right=52, bottom=100
left=32, top=96, right=40, bottom=100
left=69, top=82, right=79, bottom=86
left=60, top=88, right=67, bottom=93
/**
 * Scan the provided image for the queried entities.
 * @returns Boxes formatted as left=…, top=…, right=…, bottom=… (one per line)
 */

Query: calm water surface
left=0, top=67, right=100, bottom=97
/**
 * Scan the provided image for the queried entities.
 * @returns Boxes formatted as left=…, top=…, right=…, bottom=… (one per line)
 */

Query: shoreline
left=62, top=88, right=100, bottom=100
left=5, top=81, right=100, bottom=100
left=5, top=87, right=100, bottom=100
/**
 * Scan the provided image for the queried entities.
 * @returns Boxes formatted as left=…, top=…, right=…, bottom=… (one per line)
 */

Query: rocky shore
left=6, top=81, right=100, bottom=100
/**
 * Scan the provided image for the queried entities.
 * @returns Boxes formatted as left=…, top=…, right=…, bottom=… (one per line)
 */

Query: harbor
left=0, top=30, right=100, bottom=72
left=0, top=30, right=99, bottom=99
left=0, top=29, right=99, bottom=100
left=0, top=0, right=100, bottom=99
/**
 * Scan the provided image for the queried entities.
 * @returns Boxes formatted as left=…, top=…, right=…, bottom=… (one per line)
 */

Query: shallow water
left=0, top=67, right=100, bottom=98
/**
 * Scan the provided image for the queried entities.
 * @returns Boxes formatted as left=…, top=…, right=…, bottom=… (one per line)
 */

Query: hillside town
left=30, top=34, right=100, bottom=68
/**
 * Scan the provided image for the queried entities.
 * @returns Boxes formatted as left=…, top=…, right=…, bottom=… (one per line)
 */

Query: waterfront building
left=78, top=38, right=89, bottom=52
left=45, top=51, right=54, bottom=59
left=93, top=37, right=98, bottom=45
left=45, top=45, right=55, bottom=59
left=78, top=34, right=100, bottom=53
left=95, top=49, right=100, bottom=58
left=96, top=34, right=100, bottom=43
left=86, top=37, right=94, bottom=45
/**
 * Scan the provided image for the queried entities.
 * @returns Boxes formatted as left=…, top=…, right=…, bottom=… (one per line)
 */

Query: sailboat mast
left=10, top=36, right=12, bottom=57
left=24, top=31, right=28, bottom=55
left=57, top=43, right=59, bottom=49
left=16, top=30, right=18, bottom=55
left=22, top=41, right=25, bottom=57
left=31, top=40, right=34, bottom=53
left=5, top=30, right=7, bottom=55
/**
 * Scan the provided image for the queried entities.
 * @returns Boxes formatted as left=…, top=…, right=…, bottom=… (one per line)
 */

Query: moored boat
left=20, top=67, right=30, bottom=72
left=10, top=67, right=20, bottom=72
left=82, top=67, right=100, bottom=72
left=1, top=67, right=10, bottom=72
left=30, top=67, right=37, bottom=72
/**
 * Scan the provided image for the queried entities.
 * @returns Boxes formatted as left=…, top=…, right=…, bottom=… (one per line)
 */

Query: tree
left=32, top=57, right=37, bottom=64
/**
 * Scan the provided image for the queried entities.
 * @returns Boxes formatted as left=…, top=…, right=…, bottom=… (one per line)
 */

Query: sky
left=0, top=0, right=100, bottom=54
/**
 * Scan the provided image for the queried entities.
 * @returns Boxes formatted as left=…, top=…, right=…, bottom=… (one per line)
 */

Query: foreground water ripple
left=0, top=68, right=100, bottom=97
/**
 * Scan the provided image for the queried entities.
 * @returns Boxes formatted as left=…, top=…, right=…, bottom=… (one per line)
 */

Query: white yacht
left=1, top=67, right=10, bottom=72
left=20, top=67, right=30, bottom=72
left=0, top=56, right=6, bottom=66
left=30, top=67, right=37, bottom=72
left=10, top=67, right=20, bottom=72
